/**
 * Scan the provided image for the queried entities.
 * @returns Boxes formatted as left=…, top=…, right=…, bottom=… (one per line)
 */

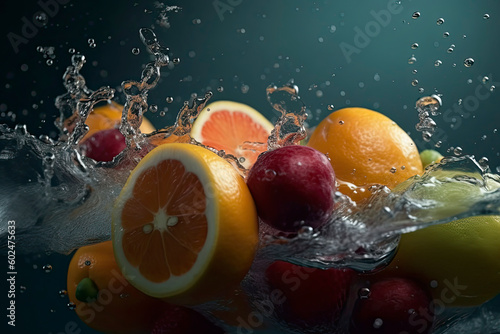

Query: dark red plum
left=350, top=277, right=434, bottom=334
left=80, top=128, right=126, bottom=162
left=246, top=145, right=336, bottom=232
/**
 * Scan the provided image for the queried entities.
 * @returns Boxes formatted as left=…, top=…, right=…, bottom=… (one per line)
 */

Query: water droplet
left=411, top=79, right=419, bottom=86
left=390, top=167, right=397, bottom=173
left=490, top=85, right=496, bottom=92
left=35, top=12, right=48, bottom=25
left=478, top=157, right=489, bottom=168
left=46, top=59, right=53, bottom=66
left=412, top=11, right=421, bottom=19
left=373, top=318, right=384, bottom=329
left=67, top=302, right=76, bottom=310
left=484, top=14, right=490, bottom=20
left=166, top=97, right=174, bottom=103
left=411, top=43, right=419, bottom=49
left=464, top=58, right=474, bottom=67
left=298, top=226, right=314, bottom=237
left=453, top=147, right=463, bottom=156
left=327, top=104, right=334, bottom=111
left=132, top=47, right=140, bottom=55
left=84, top=260, right=91, bottom=266
left=434, top=60, right=442, bottom=67
left=58, top=289, right=68, bottom=297
left=43, top=264, right=53, bottom=273
left=443, top=32, right=450, bottom=38
left=358, top=287, right=371, bottom=299
left=436, top=18, right=445, bottom=25
left=408, top=55, right=417, bottom=64
left=264, top=169, right=277, bottom=181
left=173, top=58, right=180, bottom=64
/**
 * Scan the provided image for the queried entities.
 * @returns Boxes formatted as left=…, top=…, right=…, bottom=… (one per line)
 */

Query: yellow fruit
left=190, top=100, right=274, bottom=169
left=308, top=107, right=423, bottom=202
left=112, top=143, right=259, bottom=305
left=383, top=216, right=500, bottom=307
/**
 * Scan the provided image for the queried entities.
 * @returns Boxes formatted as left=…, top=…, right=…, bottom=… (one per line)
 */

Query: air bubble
left=132, top=47, right=140, bottom=55
left=373, top=318, right=384, bottom=329
left=434, top=60, right=442, bottom=67
left=84, top=260, right=91, bottom=266
left=490, top=85, right=496, bottom=92
left=35, top=12, right=48, bottom=25
left=217, top=86, right=224, bottom=92
left=390, top=167, right=397, bottom=173
left=328, top=104, right=334, bottom=110
left=149, top=104, right=158, bottom=113
left=159, top=111, right=166, bottom=117
left=46, top=59, right=53, bottom=66
left=166, top=97, right=174, bottom=103
left=358, top=287, right=371, bottom=299
left=238, top=157, right=246, bottom=164
left=443, top=32, right=450, bottom=38
left=453, top=147, right=463, bottom=156
left=419, top=88, right=424, bottom=93
left=67, top=302, right=76, bottom=310
left=408, top=55, right=417, bottom=64
left=68, top=48, right=75, bottom=54
left=447, top=47, right=454, bottom=53
left=43, top=264, right=53, bottom=273
left=58, top=290, right=68, bottom=297
left=173, top=58, right=180, bottom=64
left=411, top=43, right=419, bottom=49
left=436, top=18, right=445, bottom=25
left=411, top=79, right=419, bottom=86
left=192, top=18, right=201, bottom=24
left=412, top=12, right=421, bottom=19
left=482, top=76, right=489, bottom=84
left=464, top=58, right=474, bottom=67
left=484, top=14, right=490, bottom=20
left=412, top=69, right=418, bottom=74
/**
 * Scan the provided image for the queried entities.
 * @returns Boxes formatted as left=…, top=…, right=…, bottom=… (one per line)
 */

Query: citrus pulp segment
left=112, top=143, right=259, bottom=305
left=190, top=100, right=274, bottom=169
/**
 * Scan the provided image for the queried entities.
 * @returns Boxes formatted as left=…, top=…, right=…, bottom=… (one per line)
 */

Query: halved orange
left=112, top=143, right=259, bottom=305
left=190, top=100, right=274, bottom=169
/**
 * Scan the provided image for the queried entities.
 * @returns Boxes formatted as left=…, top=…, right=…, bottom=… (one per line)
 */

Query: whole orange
left=67, top=241, right=168, bottom=334
left=308, top=108, right=423, bottom=202
left=63, top=101, right=156, bottom=143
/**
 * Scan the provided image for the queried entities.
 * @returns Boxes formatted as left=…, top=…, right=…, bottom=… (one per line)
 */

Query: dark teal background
left=1, top=0, right=500, bottom=333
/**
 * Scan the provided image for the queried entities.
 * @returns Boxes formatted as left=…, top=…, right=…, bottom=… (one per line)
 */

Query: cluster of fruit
left=66, top=101, right=500, bottom=333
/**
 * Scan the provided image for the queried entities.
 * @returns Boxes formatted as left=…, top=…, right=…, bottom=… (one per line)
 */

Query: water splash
left=266, top=83, right=307, bottom=149
left=415, top=94, right=442, bottom=142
